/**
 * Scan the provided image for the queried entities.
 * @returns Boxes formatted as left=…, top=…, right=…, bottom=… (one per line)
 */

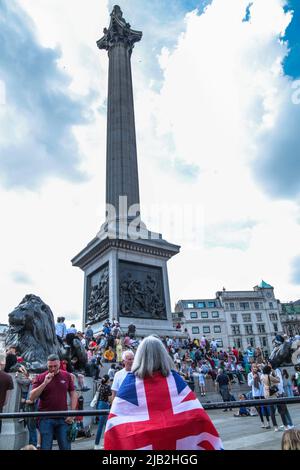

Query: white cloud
left=19, top=0, right=109, bottom=98
left=136, top=0, right=300, bottom=304
left=0, top=0, right=299, bottom=328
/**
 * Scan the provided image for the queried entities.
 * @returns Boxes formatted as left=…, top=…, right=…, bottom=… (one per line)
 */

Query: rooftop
left=257, top=280, right=273, bottom=289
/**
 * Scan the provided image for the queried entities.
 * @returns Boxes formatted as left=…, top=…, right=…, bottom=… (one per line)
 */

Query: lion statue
left=6, top=294, right=87, bottom=372
left=269, top=335, right=300, bottom=369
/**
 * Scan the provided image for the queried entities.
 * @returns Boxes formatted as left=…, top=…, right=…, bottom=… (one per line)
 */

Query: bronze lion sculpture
left=269, top=336, right=300, bottom=369
left=6, top=294, right=87, bottom=372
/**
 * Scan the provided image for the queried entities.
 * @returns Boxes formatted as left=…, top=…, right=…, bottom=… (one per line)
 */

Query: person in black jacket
left=4, top=347, right=17, bottom=372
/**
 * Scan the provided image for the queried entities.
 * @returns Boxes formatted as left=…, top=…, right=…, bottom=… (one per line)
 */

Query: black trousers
left=253, top=396, right=270, bottom=422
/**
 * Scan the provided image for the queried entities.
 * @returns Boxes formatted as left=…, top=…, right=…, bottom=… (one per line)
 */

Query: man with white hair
left=111, top=350, right=134, bottom=401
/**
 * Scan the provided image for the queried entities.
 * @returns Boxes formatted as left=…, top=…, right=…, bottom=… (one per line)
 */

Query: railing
left=1, top=397, right=300, bottom=419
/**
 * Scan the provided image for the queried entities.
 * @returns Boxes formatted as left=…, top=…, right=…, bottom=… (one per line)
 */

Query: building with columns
left=174, top=281, right=283, bottom=355
left=216, top=281, right=282, bottom=356
left=174, top=298, right=228, bottom=351
left=280, top=300, right=300, bottom=336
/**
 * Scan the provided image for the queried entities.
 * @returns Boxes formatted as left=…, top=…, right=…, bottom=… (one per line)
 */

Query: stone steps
left=192, top=375, right=250, bottom=402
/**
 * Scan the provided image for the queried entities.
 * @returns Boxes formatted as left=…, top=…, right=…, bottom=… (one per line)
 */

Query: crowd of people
left=54, top=318, right=300, bottom=402
left=1, top=317, right=300, bottom=450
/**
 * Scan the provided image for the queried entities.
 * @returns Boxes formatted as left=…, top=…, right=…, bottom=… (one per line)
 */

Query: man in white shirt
left=111, top=350, right=134, bottom=401
left=210, top=338, right=218, bottom=352
left=165, top=336, right=173, bottom=349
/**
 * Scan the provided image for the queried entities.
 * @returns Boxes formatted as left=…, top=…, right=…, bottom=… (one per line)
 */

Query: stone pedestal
left=0, top=375, right=28, bottom=450
left=72, top=234, right=181, bottom=337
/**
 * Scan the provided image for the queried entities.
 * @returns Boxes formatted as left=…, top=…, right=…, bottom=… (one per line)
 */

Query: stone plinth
left=72, top=234, right=181, bottom=337
left=0, top=375, right=28, bottom=450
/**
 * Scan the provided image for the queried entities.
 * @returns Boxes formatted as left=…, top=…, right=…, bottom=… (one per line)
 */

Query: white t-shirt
left=111, top=368, right=130, bottom=393
left=274, top=368, right=284, bottom=394
left=108, top=368, right=116, bottom=381
left=198, top=372, right=205, bottom=384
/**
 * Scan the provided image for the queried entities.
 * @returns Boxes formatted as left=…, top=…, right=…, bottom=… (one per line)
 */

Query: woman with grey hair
left=104, top=335, right=222, bottom=451
left=131, top=335, right=174, bottom=378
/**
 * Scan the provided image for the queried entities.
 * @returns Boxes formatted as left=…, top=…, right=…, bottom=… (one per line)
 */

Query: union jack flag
left=104, top=370, right=223, bottom=450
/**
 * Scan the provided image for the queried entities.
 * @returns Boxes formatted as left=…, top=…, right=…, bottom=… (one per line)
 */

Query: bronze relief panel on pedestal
left=119, top=261, right=167, bottom=320
left=86, top=263, right=109, bottom=324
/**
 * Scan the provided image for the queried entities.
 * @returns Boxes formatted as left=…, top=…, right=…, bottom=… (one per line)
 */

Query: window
left=245, top=324, right=253, bottom=334
left=269, top=302, right=273, bottom=309
left=242, top=314, right=251, bottom=322
left=203, top=326, right=211, bottom=334
left=231, top=325, right=240, bottom=335
left=190, top=312, right=198, bottom=319
left=201, top=311, right=209, bottom=319
left=260, top=337, right=267, bottom=347
left=225, top=303, right=229, bottom=310
left=214, top=325, right=221, bottom=333
left=186, top=302, right=194, bottom=309
left=212, top=311, right=219, bottom=318
left=247, top=337, right=255, bottom=347
left=254, top=302, right=263, bottom=309
left=255, top=313, right=262, bottom=322
left=229, top=303, right=235, bottom=310
left=208, top=301, right=216, bottom=308
left=257, top=324, right=265, bottom=334
left=273, top=323, right=278, bottom=332
left=269, top=313, right=278, bottom=321
left=216, top=339, right=223, bottom=347
left=197, top=302, right=205, bottom=308
left=231, top=314, right=238, bottom=323
left=240, top=302, right=250, bottom=310
left=192, top=327, right=199, bottom=334
left=233, top=337, right=242, bottom=349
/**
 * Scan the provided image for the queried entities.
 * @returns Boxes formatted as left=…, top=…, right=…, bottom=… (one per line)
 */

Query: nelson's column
left=72, top=5, right=181, bottom=337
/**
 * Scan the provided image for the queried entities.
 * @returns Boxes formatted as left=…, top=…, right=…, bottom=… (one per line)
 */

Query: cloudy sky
left=0, top=0, right=299, bottom=327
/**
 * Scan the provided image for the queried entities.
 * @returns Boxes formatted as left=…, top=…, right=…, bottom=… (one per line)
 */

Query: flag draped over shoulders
left=104, top=370, right=223, bottom=450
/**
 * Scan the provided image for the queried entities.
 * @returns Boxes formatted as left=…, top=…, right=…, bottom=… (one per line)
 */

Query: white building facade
left=217, top=282, right=282, bottom=356
left=174, top=298, right=229, bottom=351
left=175, top=281, right=283, bottom=355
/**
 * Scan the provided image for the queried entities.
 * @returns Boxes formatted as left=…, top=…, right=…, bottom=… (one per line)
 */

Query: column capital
left=97, top=5, right=142, bottom=54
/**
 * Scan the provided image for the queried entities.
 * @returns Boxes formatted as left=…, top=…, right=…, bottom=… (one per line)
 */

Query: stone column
left=97, top=5, right=142, bottom=220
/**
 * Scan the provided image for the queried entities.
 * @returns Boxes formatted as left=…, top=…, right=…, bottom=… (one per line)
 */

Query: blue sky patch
left=291, top=256, right=300, bottom=285
left=282, top=0, right=300, bottom=79
left=243, top=3, right=253, bottom=23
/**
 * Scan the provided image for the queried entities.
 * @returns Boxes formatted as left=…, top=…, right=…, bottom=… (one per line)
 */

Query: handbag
left=67, top=421, right=78, bottom=442
left=268, top=376, right=279, bottom=396
left=90, top=390, right=99, bottom=408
